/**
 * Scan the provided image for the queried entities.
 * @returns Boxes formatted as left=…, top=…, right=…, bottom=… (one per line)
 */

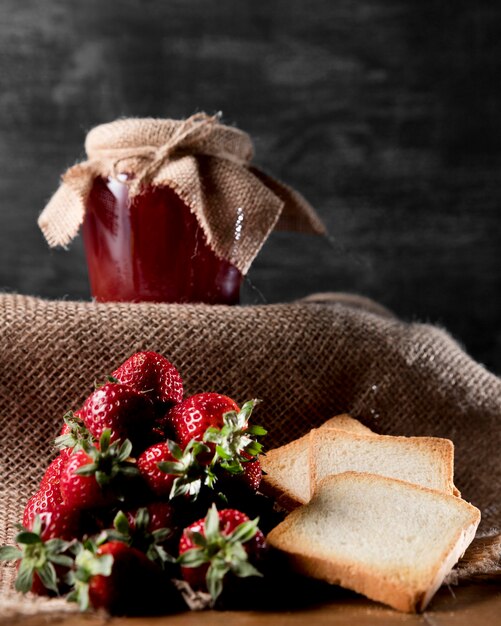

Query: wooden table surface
left=3, top=582, right=500, bottom=626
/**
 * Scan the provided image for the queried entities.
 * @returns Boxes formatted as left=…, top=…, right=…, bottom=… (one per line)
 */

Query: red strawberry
left=243, top=456, right=262, bottom=492
left=167, top=395, right=266, bottom=497
left=24, top=455, right=82, bottom=541
left=137, top=440, right=211, bottom=500
left=178, top=505, right=265, bottom=601
left=24, top=505, right=81, bottom=542
left=39, top=454, right=68, bottom=489
left=60, top=450, right=109, bottom=510
left=23, top=485, right=63, bottom=529
left=59, top=432, right=139, bottom=510
left=125, top=501, right=175, bottom=534
left=103, top=503, right=177, bottom=565
left=80, top=383, right=155, bottom=449
left=167, top=393, right=240, bottom=450
left=111, top=351, right=184, bottom=407
left=69, top=540, right=182, bottom=615
left=137, top=442, right=177, bottom=497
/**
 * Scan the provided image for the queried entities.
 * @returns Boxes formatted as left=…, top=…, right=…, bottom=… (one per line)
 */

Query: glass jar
left=82, top=176, right=242, bottom=304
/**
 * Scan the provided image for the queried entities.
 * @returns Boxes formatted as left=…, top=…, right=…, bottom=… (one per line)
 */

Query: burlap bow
left=38, top=113, right=326, bottom=274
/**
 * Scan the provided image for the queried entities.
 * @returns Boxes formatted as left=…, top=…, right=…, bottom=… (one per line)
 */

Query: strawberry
left=125, top=502, right=175, bottom=535
left=178, top=505, right=265, bottom=601
left=68, top=540, right=182, bottom=615
left=111, top=351, right=184, bottom=407
left=39, top=454, right=68, bottom=491
left=23, top=505, right=81, bottom=542
left=137, top=442, right=177, bottom=498
left=102, top=504, right=177, bottom=566
left=24, top=456, right=84, bottom=542
left=241, top=456, right=262, bottom=492
left=138, top=439, right=213, bottom=500
left=167, top=395, right=266, bottom=498
left=217, top=454, right=262, bottom=496
left=79, top=382, right=155, bottom=450
left=23, top=484, right=64, bottom=530
left=59, top=431, right=139, bottom=510
left=167, top=393, right=239, bottom=450
left=0, top=516, right=74, bottom=596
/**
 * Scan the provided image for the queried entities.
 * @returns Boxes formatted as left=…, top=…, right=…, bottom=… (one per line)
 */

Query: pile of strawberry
left=0, top=351, right=270, bottom=616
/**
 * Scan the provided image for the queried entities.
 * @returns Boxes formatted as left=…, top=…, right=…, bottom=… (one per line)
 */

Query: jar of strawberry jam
left=37, top=114, right=325, bottom=304
left=82, top=174, right=242, bottom=304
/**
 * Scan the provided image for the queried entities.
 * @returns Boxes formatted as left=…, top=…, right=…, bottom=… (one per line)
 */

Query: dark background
left=0, top=1, right=499, bottom=373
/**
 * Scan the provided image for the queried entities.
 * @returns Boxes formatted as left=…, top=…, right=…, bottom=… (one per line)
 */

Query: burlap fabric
left=37, top=113, right=326, bottom=274
left=0, top=293, right=499, bottom=613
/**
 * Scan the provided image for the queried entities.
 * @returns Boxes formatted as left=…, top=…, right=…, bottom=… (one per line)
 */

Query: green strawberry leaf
left=117, top=439, right=133, bottom=462
left=157, top=461, right=185, bottom=475
left=166, top=439, right=183, bottom=461
left=55, top=411, right=94, bottom=452
left=204, top=505, right=220, bottom=543
left=231, top=559, right=263, bottom=579
left=45, top=538, right=72, bottom=553
left=150, top=544, right=176, bottom=565
left=118, top=465, right=140, bottom=478
left=48, top=554, right=74, bottom=568
left=151, top=528, right=172, bottom=542
left=215, top=445, right=232, bottom=461
left=15, top=532, right=42, bottom=545
left=99, top=429, right=112, bottom=453
left=187, top=531, right=207, bottom=548
left=246, top=424, right=268, bottom=437
left=178, top=548, right=210, bottom=568
left=206, top=560, right=229, bottom=601
left=228, top=518, right=259, bottom=545
left=169, top=475, right=203, bottom=500
left=36, top=561, right=59, bottom=594
left=94, top=470, right=111, bottom=488
left=134, top=508, right=149, bottom=532
left=74, top=462, right=98, bottom=477
left=15, top=559, right=35, bottom=594
left=31, top=516, right=42, bottom=536
left=244, top=441, right=263, bottom=457
left=113, top=510, right=130, bottom=536
left=0, top=546, right=22, bottom=560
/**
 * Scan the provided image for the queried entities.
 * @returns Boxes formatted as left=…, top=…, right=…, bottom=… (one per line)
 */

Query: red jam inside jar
left=82, top=176, right=242, bottom=304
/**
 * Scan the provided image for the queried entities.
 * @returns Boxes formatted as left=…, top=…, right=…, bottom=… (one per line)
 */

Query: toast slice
left=267, top=472, right=480, bottom=612
left=261, top=414, right=373, bottom=509
left=309, top=429, right=455, bottom=497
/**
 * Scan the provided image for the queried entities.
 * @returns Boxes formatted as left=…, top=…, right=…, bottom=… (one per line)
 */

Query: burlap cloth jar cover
left=0, top=293, right=500, bottom=616
left=37, top=113, right=326, bottom=271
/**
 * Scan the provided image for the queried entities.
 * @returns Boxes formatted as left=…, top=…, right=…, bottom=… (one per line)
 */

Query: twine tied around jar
left=38, top=113, right=326, bottom=274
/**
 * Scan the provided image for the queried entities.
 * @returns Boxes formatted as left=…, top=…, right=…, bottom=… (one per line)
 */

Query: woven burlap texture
left=37, top=114, right=325, bottom=274
left=0, top=294, right=499, bottom=612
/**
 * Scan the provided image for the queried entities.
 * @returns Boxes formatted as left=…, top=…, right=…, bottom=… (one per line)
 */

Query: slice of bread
left=310, top=429, right=455, bottom=497
left=261, top=414, right=373, bottom=510
left=267, top=472, right=480, bottom=612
